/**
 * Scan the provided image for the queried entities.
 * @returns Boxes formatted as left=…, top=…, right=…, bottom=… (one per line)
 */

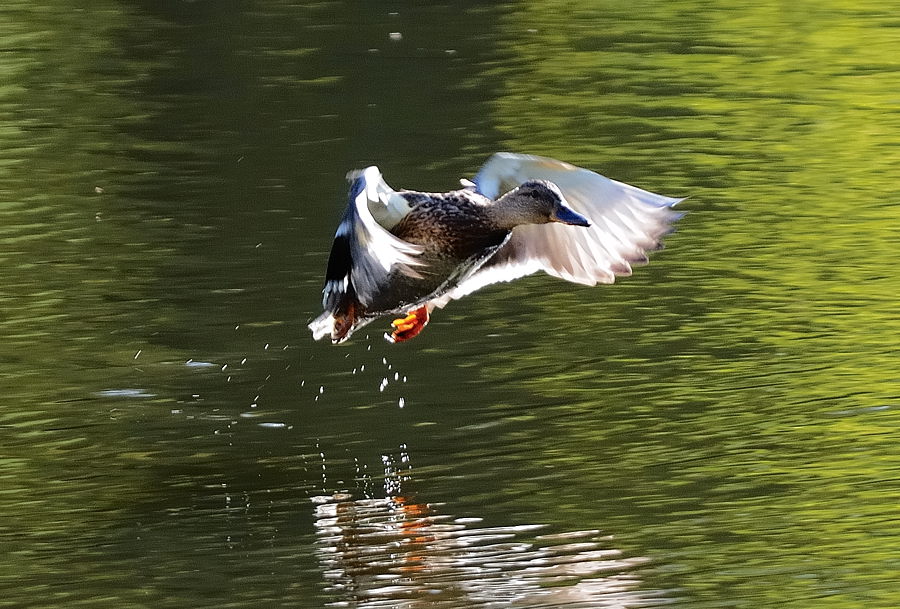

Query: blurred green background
left=1, top=1, right=898, bottom=607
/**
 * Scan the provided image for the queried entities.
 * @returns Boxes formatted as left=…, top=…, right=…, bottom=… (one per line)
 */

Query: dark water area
left=1, top=1, right=899, bottom=608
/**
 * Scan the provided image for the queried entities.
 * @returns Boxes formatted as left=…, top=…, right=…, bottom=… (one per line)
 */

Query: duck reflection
left=312, top=451, right=666, bottom=608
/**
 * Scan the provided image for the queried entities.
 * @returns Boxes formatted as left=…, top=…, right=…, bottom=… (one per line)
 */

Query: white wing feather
left=435, top=153, right=682, bottom=305
left=324, top=167, right=424, bottom=310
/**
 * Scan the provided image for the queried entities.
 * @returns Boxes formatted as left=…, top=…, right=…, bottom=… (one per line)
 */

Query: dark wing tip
left=322, top=233, right=353, bottom=309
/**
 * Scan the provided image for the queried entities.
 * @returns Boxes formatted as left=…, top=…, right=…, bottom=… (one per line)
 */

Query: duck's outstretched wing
left=320, top=167, right=424, bottom=313
left=435, top=153, right=683, bottom=305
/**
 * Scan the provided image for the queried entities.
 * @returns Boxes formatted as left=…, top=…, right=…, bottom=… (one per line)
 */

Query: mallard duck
left=309, top=153, right=682, bottom=344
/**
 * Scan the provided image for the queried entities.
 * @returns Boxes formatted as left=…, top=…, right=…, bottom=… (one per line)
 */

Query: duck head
left=494, top=180, right=591, bottom=229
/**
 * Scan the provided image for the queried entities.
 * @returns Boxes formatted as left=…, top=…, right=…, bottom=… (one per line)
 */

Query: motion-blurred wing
left=321, top=167, right=424, bottom=312
left=440, top=153, right=682, bottom=302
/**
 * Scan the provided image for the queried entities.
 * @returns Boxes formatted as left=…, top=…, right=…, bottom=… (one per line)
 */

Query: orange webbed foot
left=387, top=306, right=430, bottom=343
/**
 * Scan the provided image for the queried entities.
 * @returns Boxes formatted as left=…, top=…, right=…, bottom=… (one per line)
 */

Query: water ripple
left=312, top=494, right=668, bottom=608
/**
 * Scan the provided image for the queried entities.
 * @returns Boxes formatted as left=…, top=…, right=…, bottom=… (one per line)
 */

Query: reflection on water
left=314, top=496, right=656, bottom=608
left=2, top=1, right=900, bottom=608
left=313, top=452, right=663, bottom=609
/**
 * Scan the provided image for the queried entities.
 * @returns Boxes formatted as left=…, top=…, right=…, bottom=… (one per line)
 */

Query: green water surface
left=1, top=1, right=898, bottom=608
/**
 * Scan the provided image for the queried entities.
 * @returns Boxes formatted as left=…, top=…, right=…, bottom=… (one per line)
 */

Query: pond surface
left=2, top=1, right=899, bottom=608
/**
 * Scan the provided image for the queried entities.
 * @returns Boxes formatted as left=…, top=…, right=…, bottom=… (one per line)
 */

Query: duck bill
left=551, top=205, right=591, bottom=227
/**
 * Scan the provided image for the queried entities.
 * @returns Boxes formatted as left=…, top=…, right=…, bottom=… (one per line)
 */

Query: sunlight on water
left=1, top=1, right=898, bottom=608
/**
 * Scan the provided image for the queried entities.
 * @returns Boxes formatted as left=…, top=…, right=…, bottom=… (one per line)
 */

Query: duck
left=308, top=153, right=683, bottom=344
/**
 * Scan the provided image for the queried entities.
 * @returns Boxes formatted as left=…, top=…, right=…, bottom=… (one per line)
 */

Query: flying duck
left=309, top=153, right=682, bottom=344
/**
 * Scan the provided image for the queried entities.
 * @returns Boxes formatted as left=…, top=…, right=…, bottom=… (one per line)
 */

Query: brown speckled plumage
left=392, top=190, right=509, bottom=260
left=357, top=189, right=512, bottom=315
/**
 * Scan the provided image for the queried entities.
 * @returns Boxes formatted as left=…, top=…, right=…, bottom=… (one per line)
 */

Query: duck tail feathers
left=308, top=312, right=335, bottom=342
left=309, top=302, right=372, bottom=344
